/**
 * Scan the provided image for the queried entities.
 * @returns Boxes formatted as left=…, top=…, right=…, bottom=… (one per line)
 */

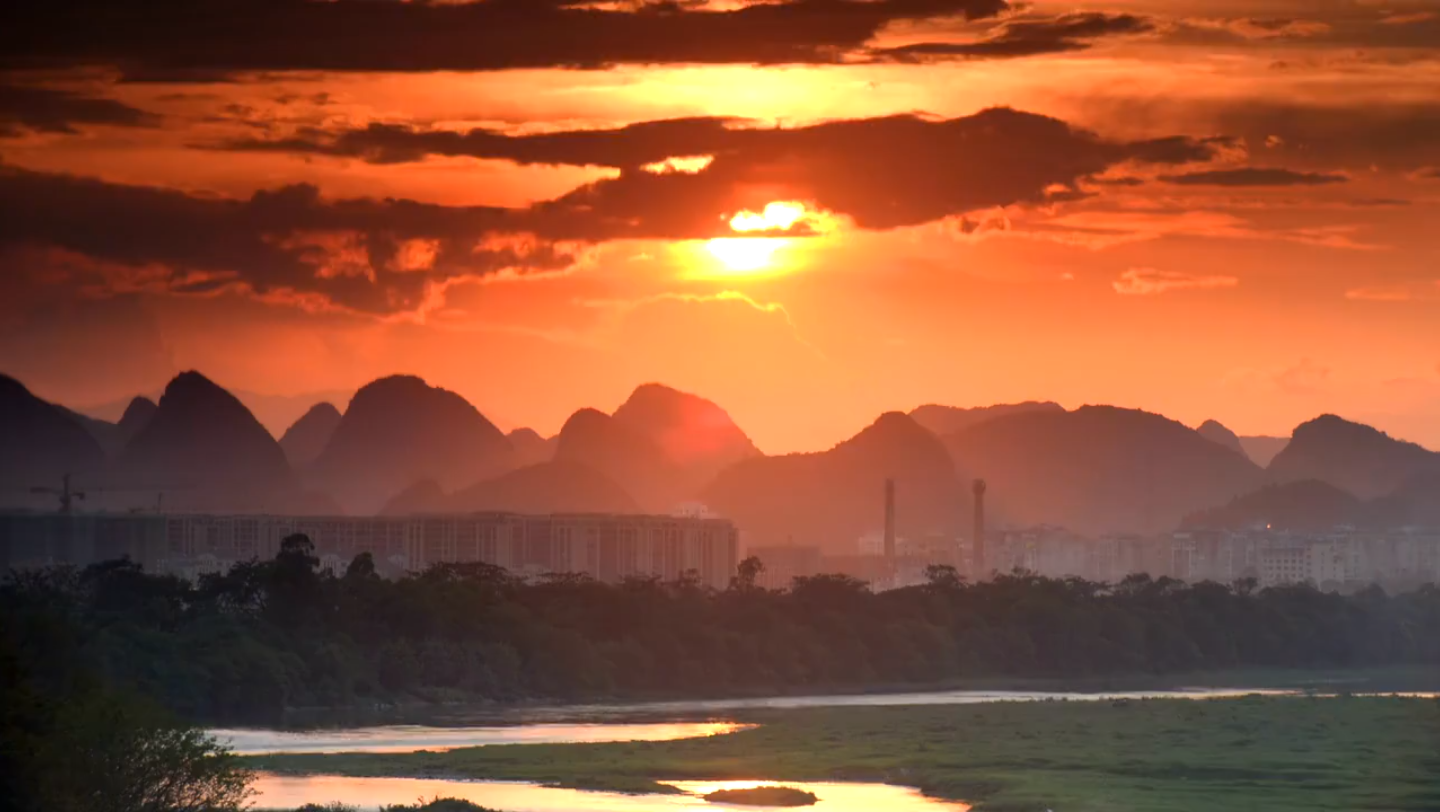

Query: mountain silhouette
left=55, top=395, right=159, bottom=457
left=553, top=408, right=681, bottom=511
left=1238, top=435, right=1289, bottom=468
left=0, top=374, right=105, bottom=496
left=612, top=383, right=760, bottom=480
left=946, top=406, right=1264, bottom=534
left=280, top=402, right=342, bottom=466
left=1267, top=415, right=1440, bottom=498
left=1197, top=419, right=1245, bottom=456
left=1181, top=479, right=1365, bottom=532
left=702, top=412, right=964, bottom=550
left=910, top=401, right=1066, bottom=437
left=116, top=372, right=292, bottom=508
left=56, top=404, right=125, bottom=456
left=507, top=427, right=556, bottom=468
left=116, top=396, right=158, bottom=446
left=382, top=460, right=639, bottom=516
left=308, top=375, right=513, bottom=513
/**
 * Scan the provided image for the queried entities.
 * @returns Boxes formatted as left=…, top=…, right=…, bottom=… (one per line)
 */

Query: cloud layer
left=1, top=0, right=1011, bottom=77
left=0, top=83, right=159, bottom=136
left=2, top=107, right=1220, bottom=313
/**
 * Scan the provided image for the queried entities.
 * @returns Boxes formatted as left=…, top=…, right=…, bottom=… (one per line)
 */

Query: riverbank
left=263, top=665, right=1440, bottom=728
left=248, top=694, right=1440, bottom=811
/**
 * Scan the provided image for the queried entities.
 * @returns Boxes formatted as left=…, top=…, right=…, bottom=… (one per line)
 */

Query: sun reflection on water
left=250, top=775, right=973, bottom=811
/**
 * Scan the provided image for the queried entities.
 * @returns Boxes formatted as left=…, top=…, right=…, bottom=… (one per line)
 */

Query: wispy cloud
left=1344, top=280, right=1440, bottom=302
left=1113, top=267, right=1239, bottom=296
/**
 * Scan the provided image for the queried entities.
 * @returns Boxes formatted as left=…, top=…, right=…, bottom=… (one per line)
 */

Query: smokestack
left=972, top=478, right=987, bottom=576
left=883, top=478, right=896, bottom=561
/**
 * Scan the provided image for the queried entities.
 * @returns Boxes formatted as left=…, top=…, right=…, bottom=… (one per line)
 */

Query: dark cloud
left=0, top=83, right=158, bottom=136
left=531, top=107, right=1208, bottom=235
left=222, top=117, right=749, bottom=168
left=230, top=107, right=1217, bottom=233
left=0, top=166, right=567, bottom=315
left=0, top=0, right=1011, bottom=77
left=873, top=12, right=1154, bottom=62
left=1159, top=167, right=1349, bottom=187
left=1087, top=98, right=1440, bottom=173
left=1, top=108, right=1216, bottom=312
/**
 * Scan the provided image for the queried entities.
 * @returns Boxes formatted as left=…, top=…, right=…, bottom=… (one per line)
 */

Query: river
left=238, top=686, right=1292, bottom=810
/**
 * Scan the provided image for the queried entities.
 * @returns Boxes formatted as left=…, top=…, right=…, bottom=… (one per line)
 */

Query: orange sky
left=1, top=0, right=1438, bottom=452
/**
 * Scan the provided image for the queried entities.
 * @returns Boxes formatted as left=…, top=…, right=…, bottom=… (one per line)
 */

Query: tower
left=883, top=478, right=896, bottom=561
left=972, top=478, right=987, bottom=577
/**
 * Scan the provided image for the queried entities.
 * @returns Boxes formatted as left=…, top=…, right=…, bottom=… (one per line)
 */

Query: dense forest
left=5, top=534, right=1440, bottom=726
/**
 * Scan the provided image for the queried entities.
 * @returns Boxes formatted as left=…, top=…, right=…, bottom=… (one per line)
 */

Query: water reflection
left=220, top=722, right=745, bottom=755
left=251, top=775, right=971, bottom=811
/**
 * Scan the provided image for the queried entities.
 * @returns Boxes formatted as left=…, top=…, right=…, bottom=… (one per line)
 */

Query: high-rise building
left=0, top=511, right=740, bottom=589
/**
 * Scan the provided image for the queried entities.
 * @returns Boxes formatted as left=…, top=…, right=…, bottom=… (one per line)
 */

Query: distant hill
left=77, top=387, right=350, bottom=437
left=116, top=371, right=295, bottom=510
left=0, top=374, right=106, bottom=496
left=308, top=375, right=514, bottom=514
left=1181, top=480, right=1365, bottom=531
left=1197, top=420, right=1245, bottom=456
left=507, top=428, right=555, bottom=468
left=612, top=383, right=760, bottom=479
left=1186, top=471, right=1440, bottom=531
left=1239, top=435, right=1289, bottom=468
left=65, top=396, right=157, bottom=457
left=1375, top=470, right=1440, bottom=528
left=56, top=405, right=125, bottom=456
left=280, top=402, right=342, bottom=467
left=382, top=461, right=639, bottom=516
left=910, top=401, right=1065, bottom=436
left=702, top=412, right=964, bottom=550
left=116, top=396, right=158, bottom=447
left=1268, top=415, right=1440, bottom=498
left=946, top=405, right=1264, bottom=534
left=553, top=408, right=682, bottom=511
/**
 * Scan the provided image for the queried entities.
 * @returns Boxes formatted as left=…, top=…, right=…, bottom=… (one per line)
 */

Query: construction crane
left=31, top=473, right=86, bottom=514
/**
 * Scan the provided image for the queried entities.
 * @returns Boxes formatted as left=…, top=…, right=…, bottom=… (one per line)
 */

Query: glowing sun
left=706, top=237, right=786, bottom=273
left=703, top=201, right=814, bottom=274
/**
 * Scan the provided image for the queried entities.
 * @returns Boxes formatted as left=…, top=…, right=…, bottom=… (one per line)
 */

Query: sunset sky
left=2, top=0, right=1438, bottom=453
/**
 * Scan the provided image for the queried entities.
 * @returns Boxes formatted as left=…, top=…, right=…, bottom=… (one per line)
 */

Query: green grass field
left=249, top=694, right=1440, bottom=812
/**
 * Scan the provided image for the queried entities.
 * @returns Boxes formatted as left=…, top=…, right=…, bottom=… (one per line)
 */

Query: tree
left=924, top=564, right=963, bottom=589
left=1, top=578, right=253, bottom=812
left=34, top=692, right=252, bottom=812
left=731, top=556, right=765, bottom=591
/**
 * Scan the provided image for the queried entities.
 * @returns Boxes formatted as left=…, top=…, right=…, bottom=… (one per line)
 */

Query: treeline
left=4, top=535, right=1440, bottom=725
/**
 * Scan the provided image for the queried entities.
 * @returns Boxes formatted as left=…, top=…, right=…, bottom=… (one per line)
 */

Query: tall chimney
left=972, top=478, right=987, bottom=577
left=883, top=478, right=896, bottom=561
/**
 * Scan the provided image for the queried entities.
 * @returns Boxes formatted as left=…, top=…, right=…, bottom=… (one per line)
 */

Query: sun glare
left=705, top=237, right=787, bottom=273
left=729, top=201, right=808, bottom=232
left=698, top=200, right=832, bottom=274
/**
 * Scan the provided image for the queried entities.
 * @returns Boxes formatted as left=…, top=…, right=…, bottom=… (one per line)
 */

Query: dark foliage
left=4, top=536, right=1438, bottom=726
left=0, top=560, right=252, bottom=812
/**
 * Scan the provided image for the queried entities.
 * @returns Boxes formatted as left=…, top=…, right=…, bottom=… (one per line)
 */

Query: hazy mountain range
left=4, top=370, right=1439, bottom=545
